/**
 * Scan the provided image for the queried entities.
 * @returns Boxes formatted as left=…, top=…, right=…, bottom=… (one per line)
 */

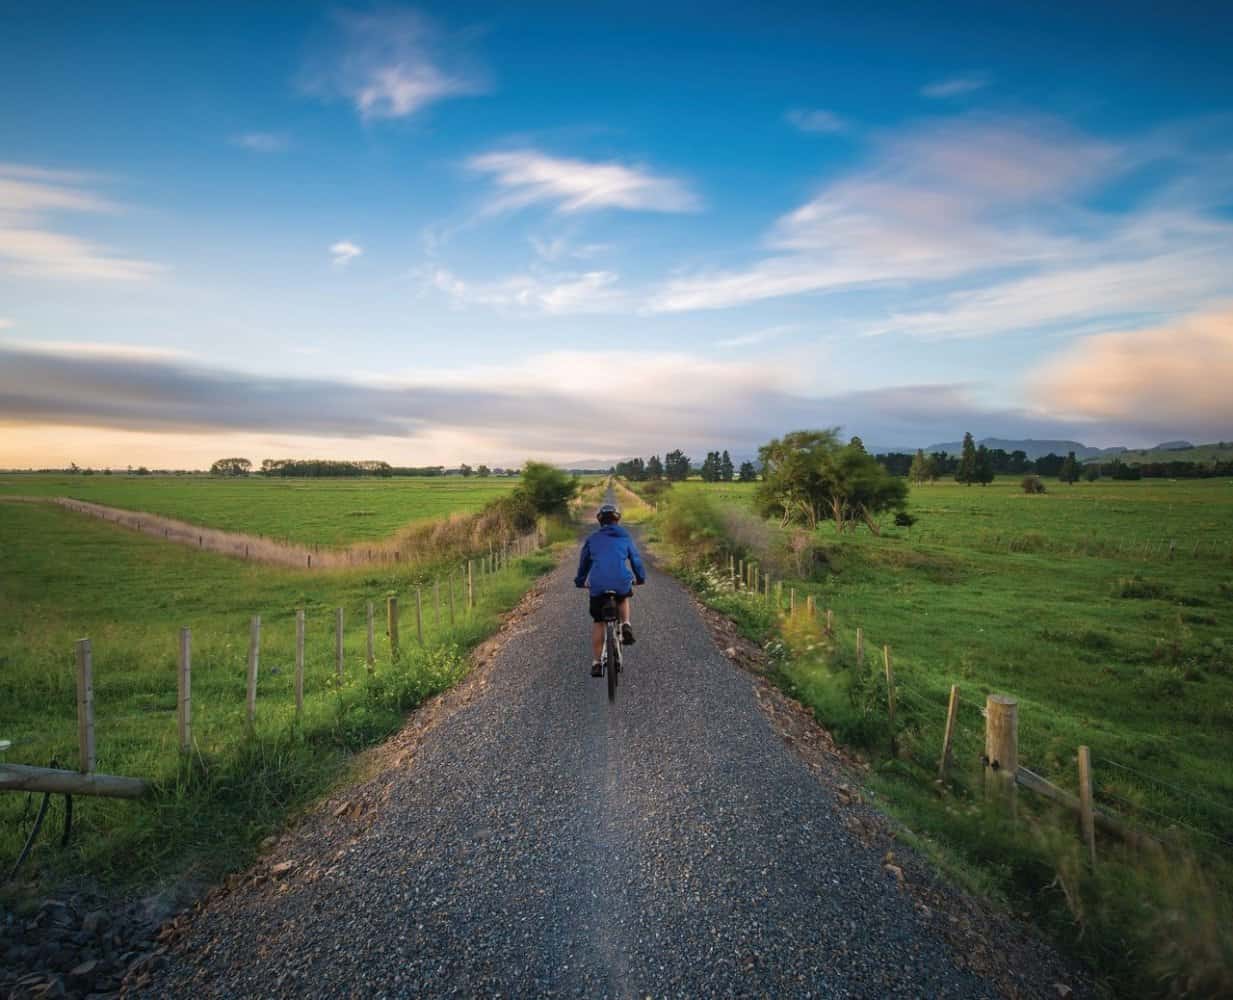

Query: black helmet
left=597, top=503, right=621, bottom=524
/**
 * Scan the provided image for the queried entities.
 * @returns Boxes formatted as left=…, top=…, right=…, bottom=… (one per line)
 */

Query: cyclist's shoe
left=591, top=660, right=603, bottom=677
left=621, top=623, right=636, bottom=645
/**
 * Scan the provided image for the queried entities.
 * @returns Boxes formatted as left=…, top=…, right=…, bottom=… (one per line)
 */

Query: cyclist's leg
left=617, top=597, right=631, bottom=624
left=591, top=621, right=604, bottom=661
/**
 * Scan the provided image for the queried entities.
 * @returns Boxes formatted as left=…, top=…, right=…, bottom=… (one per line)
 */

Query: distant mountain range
left=922, top=438, right=1130, bottom=460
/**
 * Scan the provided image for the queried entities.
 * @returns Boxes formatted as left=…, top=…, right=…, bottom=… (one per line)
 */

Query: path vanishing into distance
left=131, top=521, right=1087, bottom=999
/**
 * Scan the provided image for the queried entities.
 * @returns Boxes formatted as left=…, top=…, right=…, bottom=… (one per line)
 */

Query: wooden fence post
left=938, top=685, right=959, bottom=780
left=467, top=562, right=474, bottom=610
left=806, top=595, right=816, bottom=617
left=855, top=627, right=864, bottom=667
left=764, top=574, right=771, bottom=603
left=448, top=576, right=456, bottom=625
left=738, top=559, right=745, bottom=589
left=984, top=694, right=1019, bottom=807
left=883, top=645, right=897, bottom=756
left=825, top=609, right=834, bottom=637
left=789, top=588, right=796, bottom=614
left=335, top=608, right=345, bottom=677
left=247, top=616, right=260, bottom=728
left=75, top=638, right=95, bottom=773
left=416, top=588, right=424, bottom=644
left=434, top=580, right=441, bottom=627
left=295, top=610, right=305, bottom=716
left=1078, top=746, right=1097, bottom=865
left=387, top=597, right=400, bottom=660
left=177, top=627, right=191, bottom=753
left=729, top=554, right=735, bottom=588
left=366, top=601, right=375, bottom=670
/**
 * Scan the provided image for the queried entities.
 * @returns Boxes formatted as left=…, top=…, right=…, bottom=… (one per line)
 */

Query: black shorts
left=589, top=591, right=632, bottom=622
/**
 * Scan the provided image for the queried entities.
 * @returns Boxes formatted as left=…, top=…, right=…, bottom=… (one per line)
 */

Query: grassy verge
left=642, top=481, right=1233, bottom=996
left=1, top=501, right=568, bottom=893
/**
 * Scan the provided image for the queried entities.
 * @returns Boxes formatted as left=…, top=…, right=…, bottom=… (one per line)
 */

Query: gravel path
left=131, top=530, right=1081, bottom=999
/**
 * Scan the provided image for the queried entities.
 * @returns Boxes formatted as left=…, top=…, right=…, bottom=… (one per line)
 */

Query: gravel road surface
left=132, top=529, right=1082, bottom=998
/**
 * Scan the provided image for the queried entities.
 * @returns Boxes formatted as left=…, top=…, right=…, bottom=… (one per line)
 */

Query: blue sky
left=2, top=1, right=1232, bottom=467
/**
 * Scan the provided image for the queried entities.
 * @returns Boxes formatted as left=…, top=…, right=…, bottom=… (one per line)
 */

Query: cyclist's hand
left=635, top=578, right=646, bottom=586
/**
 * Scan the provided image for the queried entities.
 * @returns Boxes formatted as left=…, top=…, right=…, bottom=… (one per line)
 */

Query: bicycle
left=597, top=590, right=623, bottom=702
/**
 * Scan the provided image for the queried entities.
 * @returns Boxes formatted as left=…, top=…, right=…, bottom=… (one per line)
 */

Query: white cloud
left=303, top=8, right=484, bottom=120
left=432, top=267, right=625, bottom=314
left=0, top=165, right=162, bottom=281
left=1028, top=308, right=1233, bottom=435
left=921, top=74, right=990, bottom=99
left=0, top=318, right=11, bottom=329
left=647, top=115, right=1124, bottom=313
left=330, top=240, right=363, bottom=266
left=529, top=235, right=611, bottom=262
left=716, top=325, right=795, bottom=348
left=786, top=108, right=846, bottom=134
left=231, top=132, right=289, bottom=153
left=467, top=149, right=700, bottom=215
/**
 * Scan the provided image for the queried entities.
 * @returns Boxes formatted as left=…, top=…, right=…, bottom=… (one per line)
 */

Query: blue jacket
left=575, top=524, right=646, bottom=596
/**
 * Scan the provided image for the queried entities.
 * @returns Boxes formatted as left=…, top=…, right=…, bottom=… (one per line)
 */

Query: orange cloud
left=1029, top=308, right=1233, bottom=431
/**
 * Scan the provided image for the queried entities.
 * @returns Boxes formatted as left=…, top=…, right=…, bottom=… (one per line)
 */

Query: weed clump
left=1117, top=575, right=1172, bottom=600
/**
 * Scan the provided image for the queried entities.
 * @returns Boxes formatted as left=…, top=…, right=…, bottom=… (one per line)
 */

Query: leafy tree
left=1059, top=451, right=1079, bottom=484
left=1008, top=449, right=1030, bottom=474
left=738, top=460, right=758, bottom=482
left=645, top=454, right=664, bottom=479
left=908, top=449, right=932, bottom=485
left=515, top=461, right=579, bottom=515
left=955, top=432, right=977, bottom=486
left=975, top=444, right=995, bottom=485
left=699, top=451, right=720, bottom=482
left=1084, top=464, right=1100, bottom=482
left=720, top=450, right=734, bottom=482
left=849, top=435, right=866, bottom=453
left=460, top=463, right=473, bottom=477
left=476, top=464, right=490, bottom=477
left=210, top=457, right=252, bottom=476
left=754, top=429, right=906, bottom=534
left=664, top=449, right=691, bottom=481
left=1035, top=452, right=1065, bottom=477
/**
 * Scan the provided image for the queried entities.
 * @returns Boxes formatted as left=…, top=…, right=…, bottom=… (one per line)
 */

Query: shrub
left=1116, top=575, right=1171, bottom=600
left=1022, top=475, right=1047, bottom=494
left=660, top=490, right=727, bottom=566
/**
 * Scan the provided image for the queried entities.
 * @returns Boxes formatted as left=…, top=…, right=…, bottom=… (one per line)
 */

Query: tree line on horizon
left=614, top=450, right=759, bottom=483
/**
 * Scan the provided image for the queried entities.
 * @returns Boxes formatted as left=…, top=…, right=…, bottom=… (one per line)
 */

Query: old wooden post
left=247, top=616, right=260, bottom=727
left=307, top=554, right=311, bottom=569
left=738, top=559, right=745, bottom=589
left=366, top=601, right=375, bottom=670
left=1078, top=745, right=1097, bottom=865
left=448, top=575, right=456, bottom=625
left=295, top=610, right=305, bottom=716
left=789, top=588, right=796, bottom=614
left=984, top=694, right=1019, bottom=806
left=75, top=638, right=95, bottom=773
left=416, top=588, right=424, bottom=645
left=764, top=574, right=771, bottom=603
left=434, top=580, right=441, bottom=627
left=825, top=608, right=834, bottom=636
left=335, top=608, right=344, bottom=677
left=387, top=597, right=400, bottom=659
left=938, top=684, right=959, bottom=780
left=729, top=554, right=735, bottom=587
left=806, top=594, right=816, bottom=617
left=883, top=645, right=897, bottom=756
left=177, top=627, right=192, bottom=753
left=855, top=627, right=864, bottom=667
left=467, top=561, right=475, bottom=610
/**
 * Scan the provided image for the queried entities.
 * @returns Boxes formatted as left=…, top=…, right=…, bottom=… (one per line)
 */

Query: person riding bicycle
left=575, top=503, right=646, bottom=677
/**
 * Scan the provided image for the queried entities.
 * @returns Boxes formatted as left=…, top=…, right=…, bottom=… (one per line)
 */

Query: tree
left=476, top=464, right=490, bottom=477
left=1084, top=464, right=1100, bottom=482
left=720, top=450, right=734, bottom=482
left=699, top=451, right=720, bottom=482
left=515, top=461, right=579, bottom=516
left=908, top=449, right=931, bottom=485
left=738, top=461, right=758, bottom=482
left=210, top=457, right=252, bottom=476
left=460, top=463, right=473, bottom=477
left=754, top=429, right=907, bottom=534
left=955, top=433, right=977, bottom=486
left=849, top=435, right=866, bottom=453
left=664, top=449, right=691, bottom=481
left=646, top=454, right=664, bottom=480
left=975, top=445, right=995, bottom=486
left=1008, top=450, right=1030, bottom=474
left=1059, top=451, right=1079, bottom=484
left=1035, top=452, right=1064, bottom=477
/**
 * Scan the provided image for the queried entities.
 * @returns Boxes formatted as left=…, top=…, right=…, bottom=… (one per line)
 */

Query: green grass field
left=650, top=476, right=1233, bottom=993
left=0, top=500, right=562, bottom=889
left=0, top=475, right=520, bottom=545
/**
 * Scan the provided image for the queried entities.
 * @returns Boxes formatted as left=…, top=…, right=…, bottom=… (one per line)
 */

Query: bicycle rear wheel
left=606, top=622, right=617, bottom=701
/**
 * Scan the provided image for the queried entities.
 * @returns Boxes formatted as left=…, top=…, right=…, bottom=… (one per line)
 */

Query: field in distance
left=0, top=475, right=521, bottom=546
left=661, top=476, right=1233, bottom=842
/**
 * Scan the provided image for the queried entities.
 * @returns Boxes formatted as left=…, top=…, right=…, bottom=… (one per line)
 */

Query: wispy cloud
left=1028, top=307, right=1233, bottom=437
left=467, top=149, right=700, bottom=215
left=716, top=325, right=795, bottom=348
left=330, top=240, right=363, bottom=266
left=302, top=8, right=485, bottom=120
left=649, top=115, right=1111, bottom=313
left=431, top=267, right=626, bottom=314
left=231, top=132, right=289, bottom=153
left=0, top=164, right=161, bottom=281
left=786, top=108, right=846, bottom=134
left=921, top=73, right=990, bottom=99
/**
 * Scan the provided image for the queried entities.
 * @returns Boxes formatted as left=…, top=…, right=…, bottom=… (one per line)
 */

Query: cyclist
left=575, top=503, right=646, bottom=677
